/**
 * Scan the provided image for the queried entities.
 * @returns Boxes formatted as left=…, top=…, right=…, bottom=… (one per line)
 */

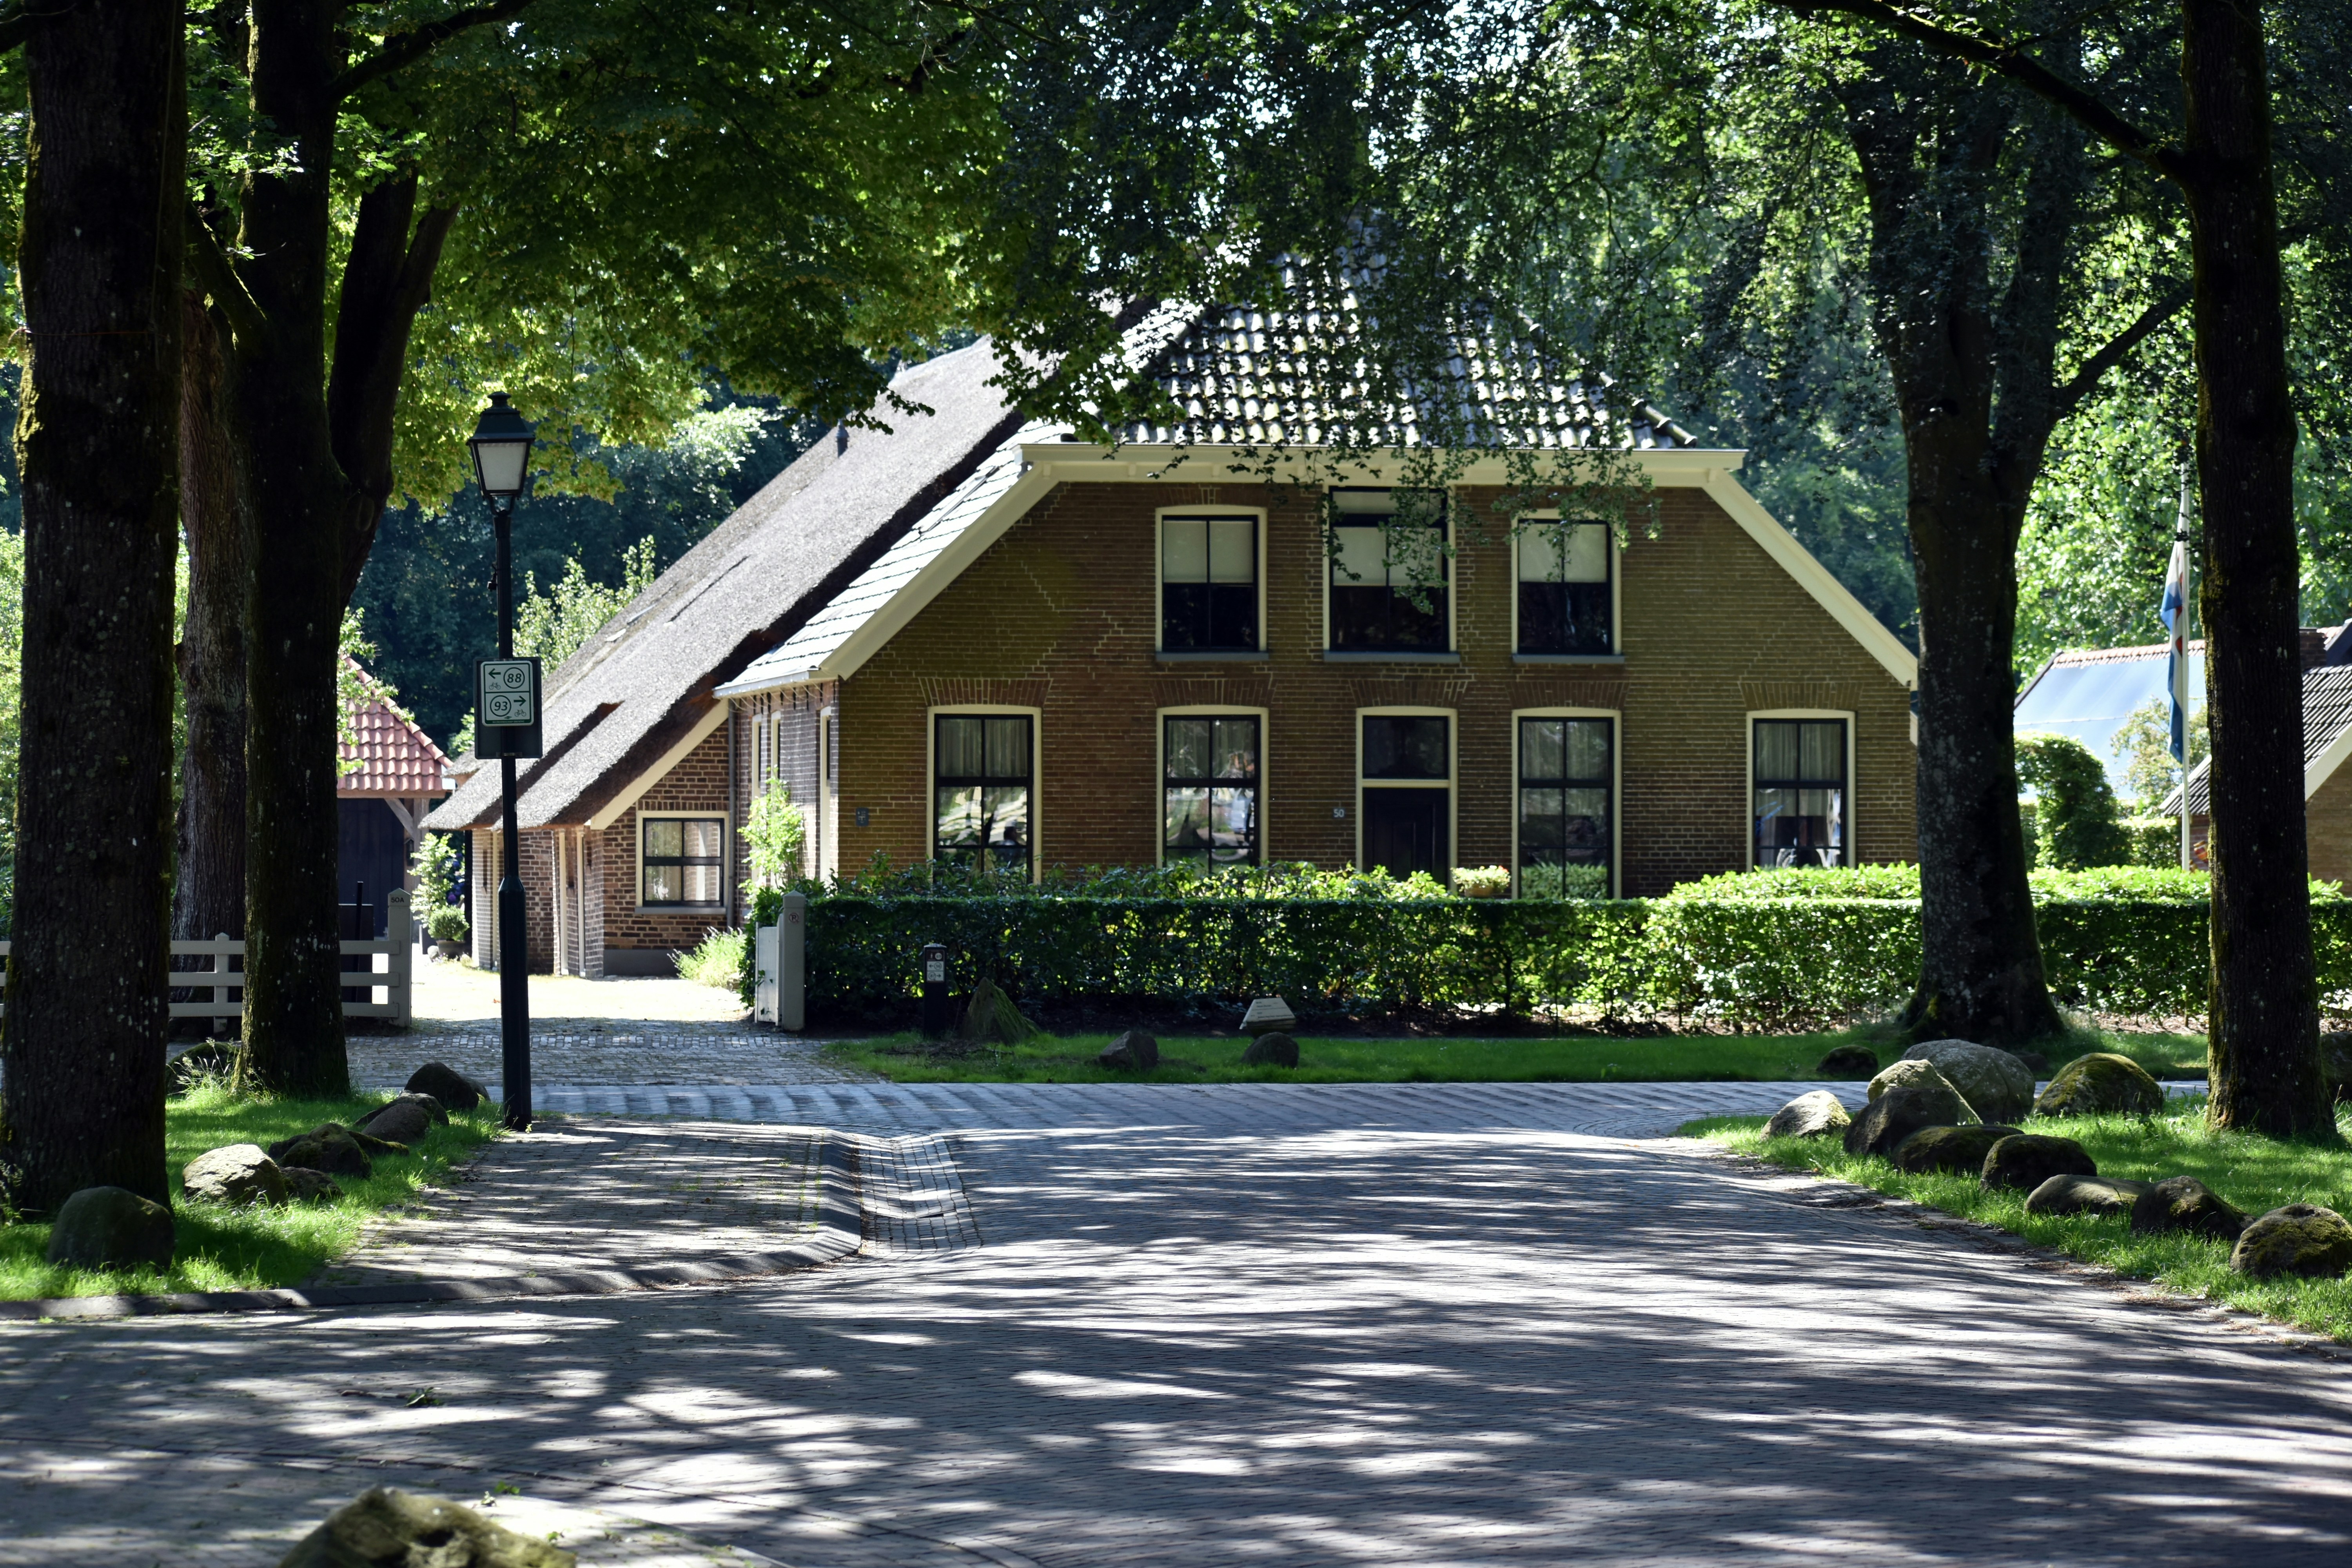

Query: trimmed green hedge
left=754, top=866, right=2352, bottom=1028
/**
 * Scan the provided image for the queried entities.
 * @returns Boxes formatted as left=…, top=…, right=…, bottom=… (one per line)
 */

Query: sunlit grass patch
left=1687, top=1100, right=2352, bottom=1341
left=0, top=1085, right=498, bottom=1301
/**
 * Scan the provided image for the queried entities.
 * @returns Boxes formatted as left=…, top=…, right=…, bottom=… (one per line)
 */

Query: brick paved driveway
left=4, top=1085, right=2350, bottom=1566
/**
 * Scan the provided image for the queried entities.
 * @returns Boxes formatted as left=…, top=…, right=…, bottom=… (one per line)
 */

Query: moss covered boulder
left=1981, top=1133, right=2097, bottom=1192
left=1891, top=1124, right=2023, bottom=1175
left=1898, top=1040, right=2035, bottom=1125
left=2131, top=1176, right=2250, bottom=1241
left=267, top=1124, right=372, bottom=1180
left=278, top=1488, right=574, bottom=1568
left=1846, top=1085, right=1971, bottom=1159
left=2230, top=1204, right=2352, bottom=1279
left=1815, top=1045, right=1879, bottom=1079
left=1766, top=1090, right=1852, bottom=1140
left=2025, top=1174, right=2151, bottom=1217
left=1866, top=1057, right=1978, bottom=1118
left=2033, top=1053, right=2164, bottom=1118
left=45, top=1186, right=175, bottom=1272
left=1242, top=1032, right=1300, bottom=1067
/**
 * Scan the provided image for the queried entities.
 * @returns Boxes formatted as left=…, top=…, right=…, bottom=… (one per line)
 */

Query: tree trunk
left=2, top=0, right=185, bottom=1210
left=2179, top=0, right=2326, bottom=1136
left=232, top=0, right=353, bottom=1095
left=174, top=293, right=250, bottom=1024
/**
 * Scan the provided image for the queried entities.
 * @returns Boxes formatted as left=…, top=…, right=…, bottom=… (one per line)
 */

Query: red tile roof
left=339, top=659, right=453, bottom=799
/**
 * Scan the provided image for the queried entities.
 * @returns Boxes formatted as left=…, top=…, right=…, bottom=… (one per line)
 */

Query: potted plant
left=1452, top=865, right=1512, bottom=900
left=426, top=904, right=470, bottom=959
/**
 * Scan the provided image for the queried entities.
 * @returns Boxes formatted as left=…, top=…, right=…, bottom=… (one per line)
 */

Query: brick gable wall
left=827, top=479, right=1915, bottom=895
left=600, top=726, right=733, bottom=957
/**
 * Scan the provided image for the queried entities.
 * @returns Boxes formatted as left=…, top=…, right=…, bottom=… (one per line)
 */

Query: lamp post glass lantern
left=469, top=392, right=538, bottom=1129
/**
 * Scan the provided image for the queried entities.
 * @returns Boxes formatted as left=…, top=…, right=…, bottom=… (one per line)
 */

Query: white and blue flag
left=2160, top=535, right=2189, bottom=764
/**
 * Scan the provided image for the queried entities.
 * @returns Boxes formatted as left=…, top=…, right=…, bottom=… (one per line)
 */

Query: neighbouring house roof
left=339, top=659, right=452, bottom=799
left=423, top=340, right=1024, bottom=833
left=720, top=295, right=1920, bottom=701
left=1120, top=267, right=1699, bottom=450
left=2015, top=641, right=2207, bottom=794
left=2169, top=663, right=2352, bottom=816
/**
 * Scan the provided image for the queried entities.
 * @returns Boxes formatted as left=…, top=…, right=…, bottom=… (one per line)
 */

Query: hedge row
left=777, top=891, right=2352, bottom=1029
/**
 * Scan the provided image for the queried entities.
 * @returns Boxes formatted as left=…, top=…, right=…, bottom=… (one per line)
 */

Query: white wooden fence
left=0, top=889, right=413, bottom=1026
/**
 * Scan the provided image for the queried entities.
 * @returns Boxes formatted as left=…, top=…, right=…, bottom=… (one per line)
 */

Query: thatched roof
left=423, top=341, right=1020, bottom=832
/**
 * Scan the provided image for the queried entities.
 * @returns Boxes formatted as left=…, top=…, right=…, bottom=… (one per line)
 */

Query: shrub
left=425, top=905, right=469, bottom=944
left=2016, top=732, right=2129, bottom=869
left=1519, top=863, right=1609, bottom=900
left=677, top=927, right=745, bottom=989
left=2122, top=816, right=2183, bottom=869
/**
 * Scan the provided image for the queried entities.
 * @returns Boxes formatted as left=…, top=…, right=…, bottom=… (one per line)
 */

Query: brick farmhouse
left=428, top=314, right=1918, bottom=976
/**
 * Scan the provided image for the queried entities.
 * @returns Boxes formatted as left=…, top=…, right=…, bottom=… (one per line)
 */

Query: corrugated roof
left=1120, top=266, right=1699, bottom=451
left=423, top=341, right=1023, bottom=833
left=339, top=660, right=451, bottom=798
left=2168, top=664, right=2352, bottom=815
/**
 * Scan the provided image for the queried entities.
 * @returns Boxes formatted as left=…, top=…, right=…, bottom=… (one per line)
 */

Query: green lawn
left=824, top=1022, right=2209, bottom=1085
left=0, top=1086, right=499, bottom=1301
left=1687, top=1101, right=2352, bottom=1341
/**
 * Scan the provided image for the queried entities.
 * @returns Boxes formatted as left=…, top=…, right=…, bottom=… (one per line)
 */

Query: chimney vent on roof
left=835, top=424, right=849, bottom=457
left=2303, top=626, right=2331, bottom=670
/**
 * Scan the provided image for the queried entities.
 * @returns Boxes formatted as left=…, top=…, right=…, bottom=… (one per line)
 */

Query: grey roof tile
left=2168, top=664, right=2352, bottom=815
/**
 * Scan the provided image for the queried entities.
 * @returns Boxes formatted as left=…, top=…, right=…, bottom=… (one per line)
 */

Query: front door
left=1363, top=786, right=1448, bottom=879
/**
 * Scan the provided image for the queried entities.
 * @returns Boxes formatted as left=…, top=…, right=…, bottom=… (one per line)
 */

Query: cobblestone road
left=2, top=1083, right=2345, bottom=1567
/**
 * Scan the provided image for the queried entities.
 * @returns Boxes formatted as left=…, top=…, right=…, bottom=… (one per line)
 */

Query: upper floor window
left=1753, top=717, right=1847, bottom=869
left=1161, top=515, right=1259, bottom=651
left=1164, top=713, right=1260, bottom=865
left=935, top=714, right=1033, bottom=875
left=1329, top=489, right=1448, bottom=652
left=1518, top=522, right=1612, bottom=655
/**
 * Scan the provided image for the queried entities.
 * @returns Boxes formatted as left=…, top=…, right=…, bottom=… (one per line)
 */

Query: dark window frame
left=1515, top=520, right=1615, bottom=656
left=1159, top=512, right=1262, bottom=653
left=1161, top=712, right=1263, bottom=866
left=640, top=814, right=726, bottom=908
left=1515, top=714, right=1615, bottom=898
left=1751, top=716, right=1850, bottom=870
left=933, top=712, right=1036, bottom=877
left=1328, top=488, right=1451, bottom=653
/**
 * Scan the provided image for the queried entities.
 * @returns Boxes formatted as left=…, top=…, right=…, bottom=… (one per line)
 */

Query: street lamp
left=468, top=392, right=537, bottom=1130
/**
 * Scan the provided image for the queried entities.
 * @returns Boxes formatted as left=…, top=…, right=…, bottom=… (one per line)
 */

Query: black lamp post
left=468, top=392, right=537, bottom=1129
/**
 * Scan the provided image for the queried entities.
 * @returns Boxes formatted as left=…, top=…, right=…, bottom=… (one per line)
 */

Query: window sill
left=637, top=903, right=726, bottom=914
left=1513, top=653, right=1626, bottom=665
left=1321, top=650, right=1460, bottom=664
left=1156, top=650, right=1271, bottom=663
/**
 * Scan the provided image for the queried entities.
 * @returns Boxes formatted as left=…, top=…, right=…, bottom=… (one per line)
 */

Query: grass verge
left=1685, top=1101, right=2352, bottom=1341
left=824, top=1022, right=2206, bottom=1085
left=0, top=1086, right=499, bottom=1301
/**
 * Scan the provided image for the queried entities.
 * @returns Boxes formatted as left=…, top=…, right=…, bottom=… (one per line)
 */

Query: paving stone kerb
left=1, top=1079, right=2341, bottom=1568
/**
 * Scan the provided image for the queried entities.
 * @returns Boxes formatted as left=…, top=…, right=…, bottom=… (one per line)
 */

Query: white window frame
left=815, top=707, right=833, bottom=879
left=1155, top=506, right=1269, bottom=656
left=926, top=703, right=1044, bottom=883
left=1323, top=489, right=1457, bottom=656
left=1510, top=706, right=1623, bottom=898
left=1746, top=708, right=1858, bottom=871
left=636, top=809, right=728, bottom=911
left=1508, top=512, right=1622, bottom=660
left=1353, top=705, right=1457, bottom=875
left=1154, top=704, right=1272, bottom=867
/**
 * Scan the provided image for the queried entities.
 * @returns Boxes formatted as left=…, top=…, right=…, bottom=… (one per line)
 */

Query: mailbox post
left=920, top=942, right=951, bottom=1039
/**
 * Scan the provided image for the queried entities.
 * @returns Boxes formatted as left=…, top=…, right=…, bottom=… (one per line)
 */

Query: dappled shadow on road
left=5, top=1124, right=2352, bottom=1566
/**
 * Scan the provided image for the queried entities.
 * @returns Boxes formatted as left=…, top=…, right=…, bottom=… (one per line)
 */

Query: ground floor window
left=1754, top=717, right=1847, bottom=868
left=641, top=816, right=724, bottom=906
left=935, top=713, right=1033, bottom=874
left=1360, top=712, right=1450, bottom=880
left=1164, top=713, right=1260, bottom=865
left=1517, top=715, right=1613, bottom=898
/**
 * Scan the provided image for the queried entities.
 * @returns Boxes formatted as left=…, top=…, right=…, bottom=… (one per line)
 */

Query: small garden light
left=921, top=942, right=952, bottom=1038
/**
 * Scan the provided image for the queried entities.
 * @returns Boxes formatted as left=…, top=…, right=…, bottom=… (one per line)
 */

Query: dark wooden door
left=1362, top=788, right=1448, bottom=879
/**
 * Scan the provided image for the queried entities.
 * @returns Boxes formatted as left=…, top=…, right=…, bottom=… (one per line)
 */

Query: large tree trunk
left=232, top=0, right=354, bottom=1095
left=174, top=293, right=251, bottom=1029
left=2, top=0, right=185, bottom=1210
left=2180, top=0, right=2326, bottom=1136
left=1838, top=68, right=2072, bottom=1046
